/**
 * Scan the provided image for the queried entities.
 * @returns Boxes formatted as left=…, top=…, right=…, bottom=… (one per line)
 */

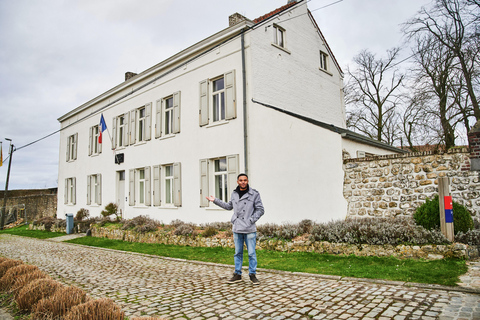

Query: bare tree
left=345, top=48, right=404, bottom=145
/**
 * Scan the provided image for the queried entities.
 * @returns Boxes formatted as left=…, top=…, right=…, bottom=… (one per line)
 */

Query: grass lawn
left=66, top=236, right=467, bottom=286
left=0, top=225, right=66, bottom=239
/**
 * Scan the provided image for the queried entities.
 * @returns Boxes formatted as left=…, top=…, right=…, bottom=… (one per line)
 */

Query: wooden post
left=438, top=177, right=454, bottom=241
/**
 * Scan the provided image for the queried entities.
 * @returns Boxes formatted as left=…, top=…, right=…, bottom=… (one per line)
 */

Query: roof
left=253, top=1, right=298, bottom=24
left=251, top=98, right=407, bottom=154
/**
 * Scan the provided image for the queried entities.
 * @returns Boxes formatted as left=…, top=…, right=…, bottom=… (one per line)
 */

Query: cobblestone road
left=0, top=235, right=479, bottom=320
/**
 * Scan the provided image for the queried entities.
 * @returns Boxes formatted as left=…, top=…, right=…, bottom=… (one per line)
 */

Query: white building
left=57, top=0, right=402, bottom=224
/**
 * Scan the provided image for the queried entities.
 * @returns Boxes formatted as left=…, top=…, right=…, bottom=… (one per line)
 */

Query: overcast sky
left=0, top=0, right=431, bottom=190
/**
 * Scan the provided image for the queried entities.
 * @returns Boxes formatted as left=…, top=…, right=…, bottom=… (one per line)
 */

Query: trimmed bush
left=414, top=195, right=474, bottom=234
left=121, top=215, right=161, bottom=233
left=0, top=264, right=39, bottom=291
left=32, top=286, right=89, bottom=320
left=455, top=229, right=480, bottom=245
left=64, top=298, right=125, bottom=320
left=16, top=278, right=63, bottom=312
left=0, top=259, right=23, bottom=278
left=11, top=271, right=50, bottom=298
left=174, top=223, right=198, bottom=237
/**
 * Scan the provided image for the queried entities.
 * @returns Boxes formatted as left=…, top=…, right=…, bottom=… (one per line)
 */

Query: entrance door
left=116, top=171, right=125, bottom=218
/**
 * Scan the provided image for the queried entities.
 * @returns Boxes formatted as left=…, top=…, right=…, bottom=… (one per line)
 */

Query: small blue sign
left=445, top=209, right=453, bottom=223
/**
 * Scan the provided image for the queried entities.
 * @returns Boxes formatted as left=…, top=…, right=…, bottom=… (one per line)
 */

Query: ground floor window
left=199, top=154, right=239, bottom=207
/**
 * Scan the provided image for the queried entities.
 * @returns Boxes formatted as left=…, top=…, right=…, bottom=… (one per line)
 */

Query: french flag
left=99, top=114, right=107, bottom=144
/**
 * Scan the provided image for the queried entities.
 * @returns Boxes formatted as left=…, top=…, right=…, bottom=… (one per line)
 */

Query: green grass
left=66, top=236, right=467, bottom=286
left=0, top=225, right=66, bottom=239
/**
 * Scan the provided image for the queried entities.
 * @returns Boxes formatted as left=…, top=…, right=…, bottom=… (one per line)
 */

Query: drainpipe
left=241, top=31, right=248, bottom=175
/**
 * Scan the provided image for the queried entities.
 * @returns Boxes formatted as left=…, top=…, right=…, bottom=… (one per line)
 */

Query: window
left=199, top=71, right=236, bottom=126
left=273, top=25, right=285, bottom=48
left=112, top=113, right=129, bottom=149
left=129, top=167, right=151, bottom=206
left=152, top=163, right=182, bottom=207
left=87, top=174, right=102, bottom=205
left=66, top=133, right=77, bottom=162
left=155, top=92, right=181, bottom=138
left=88, top=125, right=102, bottom=155
left=320, top=51, right=328, bottom=71
left=199, top=155, right=239, bottom=207
left=64, top=177, right=76, bottom=205
left=129, top=103, right=152, bottom=145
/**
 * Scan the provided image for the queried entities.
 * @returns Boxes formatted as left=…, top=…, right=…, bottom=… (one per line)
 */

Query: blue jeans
left=233, top=232, right=257, bottom=275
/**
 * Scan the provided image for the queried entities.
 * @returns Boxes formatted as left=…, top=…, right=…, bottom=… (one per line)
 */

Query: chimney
left=229, top=13, right=250, bottom=27
left=468, top=119, right=480, bottom=171
left=125, top=72, right=137, bottom=81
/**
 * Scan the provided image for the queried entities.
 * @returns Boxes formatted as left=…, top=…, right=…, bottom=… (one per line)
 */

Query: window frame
left=64, top=177, right=76, bottom=205
left=87, top=174, right=102, bottom=206
left=152, top=163, right=182, bottom=207
left=212, top=76, right=226, bottom=123
left=89, top=125, right=102, bottom=156
left=199, top=154, right=239, bottom=207
left=273, top=24, right=285, bottom=48
left=319, top=50, right=329, bottom=72
left=66, top=133, right=77, bottom=162
left=129, top=166, right=151, bottom=206
left=199, top=71, right=236, bottom=127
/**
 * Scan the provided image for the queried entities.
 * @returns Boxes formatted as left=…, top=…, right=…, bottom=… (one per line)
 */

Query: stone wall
left=0, top=188, right=57, bottom=222
left=343, top=148, right=479, bottom=220
left=91, top=226, right=479, bottom=260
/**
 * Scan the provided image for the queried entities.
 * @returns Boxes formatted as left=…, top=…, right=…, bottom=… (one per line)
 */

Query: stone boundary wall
left=0, top=188, right=57, bottom=222
left=343, top=148, right=480, bottom=221
left=91, top=226, right=480, bottom=260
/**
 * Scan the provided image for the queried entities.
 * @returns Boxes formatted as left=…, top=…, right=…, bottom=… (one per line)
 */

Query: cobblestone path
left=0, top=235, right=479, bottom=320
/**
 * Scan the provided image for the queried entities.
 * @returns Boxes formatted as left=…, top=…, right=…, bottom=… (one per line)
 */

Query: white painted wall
left=342, top=139, right=401, bottom=158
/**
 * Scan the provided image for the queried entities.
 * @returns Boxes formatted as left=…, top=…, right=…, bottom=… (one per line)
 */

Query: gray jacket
left=213, top=188, right=264, bottom=233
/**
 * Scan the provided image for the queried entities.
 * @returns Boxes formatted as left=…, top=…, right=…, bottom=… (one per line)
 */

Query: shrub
left=32, top=286, right=89, bottom=320
left=10, top=271, right=50, bottom=297
left=36, top=216, right=56, bottom=231
left=100, top=203, right=120, bottom=221
left=77, top=217, right=96, bottom=233
left=0, top=257, right=9, bottom=264
left=64, top=298, right=125, bottom=320
left=455, top=229, right=480, bottom=245
left=199, top=222, right=231, bottom=231
left=202, top=226, right=218, bottom=237
left=174, top=223, right=198, bottom=237
left=170, top=219, right=184, bottom=228
left=299, top=219, right=314, bottom=234
left=0, top=264, right=39, bottom=291
left=414, top=195, right=474, bottom=234
left=0, top=259, right=23, bottom=278
left=121, top=215, right=161, bottom=233
left=16, top=278, right=63, bottom=312
left=75, top=208, right=90, bottom=221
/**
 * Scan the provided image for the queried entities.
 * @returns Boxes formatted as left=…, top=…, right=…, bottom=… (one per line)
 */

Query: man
left=206, top=173, right=264, bottom=285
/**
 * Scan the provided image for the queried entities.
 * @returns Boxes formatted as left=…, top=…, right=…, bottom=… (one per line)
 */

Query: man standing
left=206, top=173, right=264, bottom=284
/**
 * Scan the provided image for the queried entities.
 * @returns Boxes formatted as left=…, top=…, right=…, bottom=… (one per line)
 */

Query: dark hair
left=237, top=173, right=248, bottom=179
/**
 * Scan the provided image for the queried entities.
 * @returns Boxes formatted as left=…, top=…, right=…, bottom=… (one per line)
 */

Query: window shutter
left=155, top=99, right=162, bottom=138
left=98, top=125, right=103, bottom=154
left=225, top=70, right=236, bottom=120
left=199, top=79, right=209, bottom=126
left=173, top=162, right=182, bottom=207
left=129, top=169, right=135, bottom=206
left=112, top=117, right=117, bottom=149
left=72, top=177, right=76, bottom=205
left=64, top=179, right=68, bottom=204
left=86, top=175, right=91, bottom=205
left=124, top=112, right=130, bottom=146
left=173, top=91, right=181, bottom=134
left=73, top=133, right=78, bottom=160
left=130, top=110, right=136, bottom=145
left=145, top=102, right=152, bottom=141
left=227, top=154, right=239, bottom=201
left=199, top=159, right=209, bottom=207
left=88, top=127, right=93, bottom=156
left=97, top=174, right=102, bottom=205
left=145, top=166, right=151, bottom=206
left=66, top=137, right=70, bottom=162
left=153, top=165, right=161, bottom=206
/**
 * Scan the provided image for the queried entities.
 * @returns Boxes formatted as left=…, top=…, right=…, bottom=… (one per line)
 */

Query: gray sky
left=0, top=0, right=430, bottom=190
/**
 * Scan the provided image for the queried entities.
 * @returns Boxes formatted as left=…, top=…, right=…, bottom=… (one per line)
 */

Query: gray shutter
left=173, top=162, right=182, bottom=207
left=112, top=117, right=117, bottom=149
left=199, top=79, right=209, bottom=126
left=155, top=99, right=162, bottom=138
left=227, top=154, right=239, bottom=201
left=225, top=70, right=236, bottom=120
left=173, top=91, right=181, bottom=134
left=73, top=133, right=78, bottom=160
left=129, top=169, right=135, bottom=206
left=72, top=177, right=76, bottom=205
left=145, top=166, right=151, bottom=206
left=66, top=137, right=70, bottom=162
left=145, top=102, right=152, bottom=141
left=124, top=112, right=130, bottom=146
left=200, top=159, right=209, bottom=207
left=130, top=110, right=136, bottom=145
left=153, top=165, right=161, bottom=206
left=97, top=174, right=102, bottom=205
left=98, top=126, right=103, bottom=153
left=64, top=179, right=68, bottom=204
left=86, top=175, right=91, bottom=205
left=88, top=127, right=93, bottom=156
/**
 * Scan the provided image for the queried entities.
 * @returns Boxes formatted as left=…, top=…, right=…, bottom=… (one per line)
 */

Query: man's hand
left=206, top=196, right=215, bottom=202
